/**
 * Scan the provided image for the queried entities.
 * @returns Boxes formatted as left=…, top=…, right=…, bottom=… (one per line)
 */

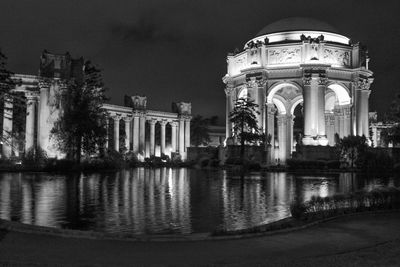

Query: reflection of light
left=319, top=180, right=329, bottom=198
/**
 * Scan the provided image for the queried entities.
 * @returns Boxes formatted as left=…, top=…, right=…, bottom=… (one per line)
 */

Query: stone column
left=179, top=118, right=185, bottom=157
left=225, top=86, right=234, bottom=138
left=302, top=76, right=314, bottom=145
left=139, top=115, right=146, bottom=155
left=112, top=115, right=121, bottom=152
left=325, top=113, right=335, bottom=146
left=343, top=105, right=351, bottom=137
left=287, top=115, right=294, bottom=157
left=317, top=77, right=328, bottom=145
left=105, top=118, right=109, bottom=149
left=184, top=118, right=190, bottom=150
left=37, top=80, right=50, bottom=151
left=362, top=90, right=370, bottom=138
left=149, top=119, right=156, bottom=156
left=160, top=120, right=167, bottom=155
left=123, top=117, right=132, bottom=152
left=171, top=121, right=177, bottom=153
left=266, top=103, right=276, bottom=146
left=2, top=95, right=13, bottom=157
left=25, top=95, right=37, bottom=152
left=355, top=78, right=372, bottom=137
left=132, top=115, right=139, bottom=153
left=277, top=114, right=287, bottom=164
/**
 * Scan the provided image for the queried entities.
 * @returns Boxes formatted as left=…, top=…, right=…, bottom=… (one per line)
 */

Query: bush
left=290, top=187, right=400, bottom=220
left=359, top=149, right=393, bottom=173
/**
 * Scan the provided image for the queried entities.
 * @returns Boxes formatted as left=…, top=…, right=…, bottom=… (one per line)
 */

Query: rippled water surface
left=0, top=169, right=397, bottom=234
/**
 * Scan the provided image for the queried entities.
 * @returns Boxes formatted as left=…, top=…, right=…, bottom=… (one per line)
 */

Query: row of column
left=107, top=114, right=190, bottom=158
left=2, top=93, right=38, bottom=158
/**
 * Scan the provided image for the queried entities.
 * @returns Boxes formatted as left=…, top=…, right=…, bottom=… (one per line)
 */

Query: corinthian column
left=277, top=114, right=287, bottom=164
left=179, top=118, right=185, bottom=157
left=170, top=121, right=177, bottom=153
left=123, top=117, right=132, bottom=152
left=112, top=115, right=121, bottom=152
left=139, top=115, right=146, bottom=155
left=132, top=115, right=139, bottom=153
left=355, top=78, right=372, bottom=137
left=317, top=76, right=328, bottom=146
left=266, top=103, right=276, bottom=146
left=25, top=94, right=37, bottom=152
left=149, top=119, right=156, bottom=156
left=2, top=95, right=13, bottom=157
left=225, top=86, right=234, bottom=138
left=302, top=75, right=314, bottom=145
left=37, top=80, right=50, bottom=151
left=184, top=118, right=191, bottom=150
left=160, top=120, right=167, bottom=155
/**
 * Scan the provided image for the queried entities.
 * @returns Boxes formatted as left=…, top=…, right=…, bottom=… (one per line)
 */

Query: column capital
left=302, top=75, right=312, bottom=86
left=38, top=80, right=51, bottom=89
left=133, top=110, right=146, bottom=117
left=159, top=120, right=168, bottom=126
left=148, top=119, right=157, bottom=125
left=246, top=78, right=267, bottom=89
left=170, top=121, right=178, bottom=127
left=353, top=77, right=373, bottom=91
left=122, top=116, right=133, bottom=122
left=179, top=115, right=191, bottom=121
left=110, top=114, right=122, bottom=121
left=25, top=91, right=39, bottom=101
left=224, top=85, right=235, bottom=96
left=318, top=76, right=328, bottom=86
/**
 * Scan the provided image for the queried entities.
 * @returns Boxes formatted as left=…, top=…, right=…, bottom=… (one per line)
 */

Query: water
left=0, top=168, right=397, bottom=235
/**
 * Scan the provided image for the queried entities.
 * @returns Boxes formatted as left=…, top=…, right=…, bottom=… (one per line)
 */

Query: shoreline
left=1, top=209, right=398, bottom=242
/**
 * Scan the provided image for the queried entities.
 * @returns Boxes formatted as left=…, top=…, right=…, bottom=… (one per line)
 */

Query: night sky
left=1, top=0, right=399, bottom=122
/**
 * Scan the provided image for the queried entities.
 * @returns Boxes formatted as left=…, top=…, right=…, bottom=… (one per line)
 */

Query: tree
left=338, top=135, right=368, bottom=168
left=229, top=97, right=261, bottom=161
left=382, top=93, right=400, bottom=146
left=0, top=50, right=23, bottom=149
left=51, top=60, right=109, bottom=162
left=190, top=115, right=211, bottom=147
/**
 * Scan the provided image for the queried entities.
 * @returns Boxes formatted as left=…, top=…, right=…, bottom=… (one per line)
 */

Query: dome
left=256, top=17, right=339, bottom=36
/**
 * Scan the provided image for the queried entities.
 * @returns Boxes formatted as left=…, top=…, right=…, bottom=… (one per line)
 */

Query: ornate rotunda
left=223, top=17, right=373, bottom=163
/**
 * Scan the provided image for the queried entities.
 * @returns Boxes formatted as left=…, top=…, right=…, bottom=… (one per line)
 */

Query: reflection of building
left=1, top=51, right=191, bottom=159
left=223, top=17, right=374, bottom=163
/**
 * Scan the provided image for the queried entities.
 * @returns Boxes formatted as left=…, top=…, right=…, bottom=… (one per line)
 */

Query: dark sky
left=1, top=0, right=399, bottom=121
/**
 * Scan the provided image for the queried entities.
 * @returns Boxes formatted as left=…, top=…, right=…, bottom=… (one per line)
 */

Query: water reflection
left=0, top=170, right=397, bottom=234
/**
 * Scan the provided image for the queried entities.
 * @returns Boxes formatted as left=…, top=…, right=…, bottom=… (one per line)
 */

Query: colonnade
left=106, top=113, right=191, bottom=158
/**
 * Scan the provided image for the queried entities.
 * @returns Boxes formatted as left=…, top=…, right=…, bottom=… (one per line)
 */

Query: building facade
left=223, top=17, right=374, bottom=163
left=1, top=51, right=191, bottom=160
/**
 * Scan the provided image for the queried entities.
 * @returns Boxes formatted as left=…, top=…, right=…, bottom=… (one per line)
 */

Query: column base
left=302, top=136, right=315, bottom=146
left=317, top=135, right=329, bottom=146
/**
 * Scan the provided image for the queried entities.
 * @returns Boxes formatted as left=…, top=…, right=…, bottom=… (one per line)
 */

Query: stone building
left=1, top=51, right=191, bottom=160
left=223, top=17, right=374, bottom=163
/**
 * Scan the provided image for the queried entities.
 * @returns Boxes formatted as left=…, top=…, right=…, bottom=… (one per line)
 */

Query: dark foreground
left=0, top=212, right=399, bottom=266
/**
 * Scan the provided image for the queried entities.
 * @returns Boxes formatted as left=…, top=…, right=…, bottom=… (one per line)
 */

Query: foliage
left=0, top=50, right=24, bottom=146
left=51, top=60, right=109, bottom=162
left=358, top=149, right=393, bottom=174
left=229, top=97, right=262, bottom=161
left=290, top=187, right=400, bottom=219
left=22, top=147, right=48, bottom=166
left=190, top=115, right=211, bottom=147
left=337, top=135, right=368, bottom=168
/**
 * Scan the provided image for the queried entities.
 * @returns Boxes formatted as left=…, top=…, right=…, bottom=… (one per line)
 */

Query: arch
left=238, top=87, right=248, bottom=99
left=272, top=97, right=286, bottom=115
left=327, top=83, right=351, bottom=105
left=325, top=91, right=336, bottom=112
left=267, top=81, right=302, bottom=104
left=290, top=95, right=303, bottom=115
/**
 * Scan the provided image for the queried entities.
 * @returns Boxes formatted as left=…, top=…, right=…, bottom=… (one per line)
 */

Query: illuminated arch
left=325, top=91, right=337, bottom=112
left=290, top=96, right=304, bottom=115
left=272, top=97, right=286, bottom=115
left=267, top=81, right=302, bottom=104
left=238, top=87, right=248, bottom=99
left=327, top=83, right=350, bottom=105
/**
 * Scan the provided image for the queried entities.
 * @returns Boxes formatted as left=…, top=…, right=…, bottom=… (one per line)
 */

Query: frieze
left=268, top=47, right=301, bottom=65
left=323, top=48, right=350, bottom=67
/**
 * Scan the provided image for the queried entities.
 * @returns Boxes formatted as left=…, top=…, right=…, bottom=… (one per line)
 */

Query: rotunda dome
left=256, top=17, right=339, bottom=36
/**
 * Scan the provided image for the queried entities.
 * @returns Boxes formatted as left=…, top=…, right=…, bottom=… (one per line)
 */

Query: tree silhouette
left=51, top=61, right=108, bottom=162
left=229, top=97, right=261, bottom=161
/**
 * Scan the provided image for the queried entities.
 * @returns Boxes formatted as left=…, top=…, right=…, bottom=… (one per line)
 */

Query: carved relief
left=323, top=49, right=350, bottom=66
left=268, top=48, right=301, bottom=65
